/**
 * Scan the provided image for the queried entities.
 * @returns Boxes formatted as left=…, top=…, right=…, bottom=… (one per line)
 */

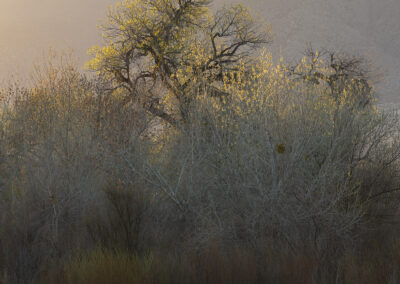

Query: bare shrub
left=85, top=180, right=150, bottom=254
left=132, top=53, right=400, bottom=255
left=0, top=44, right=399, bottom=284
left=0, top=52, right=150, bottom=282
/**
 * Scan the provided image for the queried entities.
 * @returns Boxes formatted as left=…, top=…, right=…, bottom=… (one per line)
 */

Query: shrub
left=0, top=33, right=399, bottom=284
left=0, top=52, right=150, bottom=283
left=134, top=52, right=400, bottom=254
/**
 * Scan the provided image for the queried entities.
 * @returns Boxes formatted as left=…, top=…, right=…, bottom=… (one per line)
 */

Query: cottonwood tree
left=288, top=45, right=376, bottom=109
left=88, top=0, right=271, bottom=126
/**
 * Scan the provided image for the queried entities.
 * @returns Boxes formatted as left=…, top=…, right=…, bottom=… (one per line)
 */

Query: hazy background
left=1, top=0, right=399, bottom=103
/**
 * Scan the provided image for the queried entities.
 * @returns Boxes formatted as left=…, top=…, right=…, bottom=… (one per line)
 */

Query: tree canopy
left=88, top=0, right=271, bottom=126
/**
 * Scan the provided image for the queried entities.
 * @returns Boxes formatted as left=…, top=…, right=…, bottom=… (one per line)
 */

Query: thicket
left=1, top=1, right=400, bottom=283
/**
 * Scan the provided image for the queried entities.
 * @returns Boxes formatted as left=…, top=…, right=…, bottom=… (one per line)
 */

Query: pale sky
left=1, top=0, right=399, bottom=102
left=0, top=0, right=116, bottom=80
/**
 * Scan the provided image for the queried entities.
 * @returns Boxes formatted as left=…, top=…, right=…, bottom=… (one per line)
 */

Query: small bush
left=85, top=181, right=150, bottom=254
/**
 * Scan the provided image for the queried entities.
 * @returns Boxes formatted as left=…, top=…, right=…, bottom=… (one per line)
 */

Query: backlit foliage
left=198, top=48, right=376, bottom=143
left=88, top=0, right=271, bottom=125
